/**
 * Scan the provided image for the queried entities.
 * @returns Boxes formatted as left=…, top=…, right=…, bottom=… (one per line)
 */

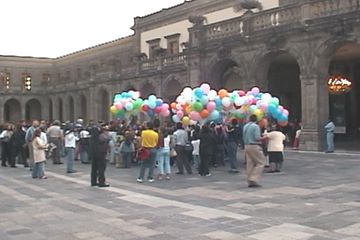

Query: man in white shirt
left=65, top=126, right=78, bottom=173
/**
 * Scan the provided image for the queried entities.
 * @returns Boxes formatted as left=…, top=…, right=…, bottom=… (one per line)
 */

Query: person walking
left=225, top=119, right=241, bottom=173
left=10, top=122, right=28, bottom=168
left=47, top=120, right=64, bottom=164
left=264, top=125, right=286, bottom=173
left=64, top=125, right=78, bottom=173
left=325, top=117, right=335, bottom=153
left=31, top=129, right=48, bottom=179
left=173, top=122, right=192, bottom=175
left=243, top=115, right=267, bottom=188
left=198, top=125, right=217, bottom=177
left=137, top=122, right=158, bottom=183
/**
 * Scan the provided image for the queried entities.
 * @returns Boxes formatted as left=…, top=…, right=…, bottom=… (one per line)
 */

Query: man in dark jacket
left=198, top=124, right=217, bottom=176
left=225, top=119, right=242, bottom=173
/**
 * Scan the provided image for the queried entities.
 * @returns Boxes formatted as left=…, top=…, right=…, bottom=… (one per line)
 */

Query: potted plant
left=233, top=0, right=263, bottom=13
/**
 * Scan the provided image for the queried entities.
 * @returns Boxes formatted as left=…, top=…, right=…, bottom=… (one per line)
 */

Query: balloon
left=132, top=110, right=139, bottom=116
left=176, top=111, right=184, bottom=118
left=142, top=104, right=149, bottom=112
left=110, top=106, right=118, bottom=114
left=271, top=97, right=280, bottom=106
left=155, top=99, right=163, bottom=107
left=235, top=97, right=245, bottom=106
left=193, top=101, right=203, bottom=112
left=200, top=109, right=209, bottom=119
left=190, top=111, right=201, bottom=121
left=283, top=109, right=289, bottom=116
left=125, top=102, right=133, bottom=111
left=251, top=87, right=260, bottom=95
left=161, top=110, right=170, bottom=117
left=176, top=96, right=186, bottom=105
left=278, top=121, right=288, bottom=127
left=222, top=97, right=231, bottom=107
left=183, top=87, right=193, bottom=95
left=148, top=101, right=156, bottom=109
left=200, top=95, right=209, bottom=105
left=206, top=101, right=216, bottom=112
left=278, top=114, right=288, bottom=123
left=147, top=109, right=155, bottom=117
left=182, top=116, right=190, bottom=125
left=133, top=91, right=140, bottom=99
left=253, top=109, right=263, bottom=120
left=229, top=93, right=238, bottom=103
left=259, top=102, right=268, bottom=113
left=267, top=104, right=277, bottom=114
left=261, top=93, right=272, bottom=102
left=249, top=105, right=258, bottom=114
left=200, top=83, right=211, bottom=94
left=274, top=108, right=282, bottom=118
left=224, top=104, right=233, bottom=112
left=154, top=106, right=162, bottom=114
left=258, top=118, right=268, bottom=128
left=162, top=103, right=169, bottom=112
left=214, top=97, right=222, bottom=107
left=209, top=110, right=220, bottom=120
left=208, top=90, right=217, bottom=100
left=238, top=90, right=246, bottom=96
left=114, top=102, right=123, bottom=110
left=218, top=89, right=228, bottom=98
left=170, top=102, right=177, bottom=110
left=172, top=115, right=181, bottom=123
left=278, top=105, right=284, bottom=112
left=194, top=88, right=204, bottom=99
left=185, top=106, right=194, bottom=114
left=148, top=95, right=156, bottom=101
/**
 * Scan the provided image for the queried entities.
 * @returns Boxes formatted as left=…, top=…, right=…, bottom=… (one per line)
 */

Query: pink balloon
left=251, top=87, right=260, bottom=95
left=190, top=111, right=201, bottom=121
left=176, top=111, right=184, bottom=118
left=278, top=105, right=284, bottom=112
left=162, top=110, right=170, bottom=117
left=283, top=109, right=289, bottom=116
left=200, top=83, right=211, bottom=94
left=154, top=106, right=162, bottom=114
left=224, top=105, right=233, bottom=112
left=206, top=101, right=216, bottom=112
left=260, top=102, right=268, bottom=113
left=238, top=90, right=246, bottom=96
left=162, top=103, right=169, bottom=112
left=114, top=102, right=123, bottom=110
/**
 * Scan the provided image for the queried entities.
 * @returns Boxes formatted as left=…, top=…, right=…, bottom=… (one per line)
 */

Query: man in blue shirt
left=243, top=115, right=266, bottom=188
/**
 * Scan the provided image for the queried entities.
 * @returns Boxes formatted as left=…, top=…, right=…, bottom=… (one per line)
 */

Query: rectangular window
left=146, top=38, right=161, bottom=58
left=165, top=33, right=180, bottom=54
left=1, top=72, right=10, bottom=90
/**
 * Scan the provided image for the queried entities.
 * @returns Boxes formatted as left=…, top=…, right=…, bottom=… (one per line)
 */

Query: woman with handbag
left=31, top=129, right=49, bottom=179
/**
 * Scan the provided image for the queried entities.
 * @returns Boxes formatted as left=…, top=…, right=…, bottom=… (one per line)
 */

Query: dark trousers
left=122, top=152, right=131, bottom=168
left=50, top=138, right=62, bottom=164
left=175, top=145, right=192, bottom=174
left=216, top=144, right=225, bottom=166
left=91, top=154, right=107, bottom=185
left=199, top=153, right=211, bottom=175
left=11, top=145, right=27, bottom=167
left=1, top=142, right=11, bottom=166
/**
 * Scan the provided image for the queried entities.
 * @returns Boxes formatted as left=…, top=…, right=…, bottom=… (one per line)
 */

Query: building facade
left=1, top=0, right=360, bottom=150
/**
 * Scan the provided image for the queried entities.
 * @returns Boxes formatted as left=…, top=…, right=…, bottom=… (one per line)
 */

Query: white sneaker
left=137, top=178, right=143, bottom=183
left=205, top=173, right=211, bottom=177
left=148, top=178, right=154, bottom=183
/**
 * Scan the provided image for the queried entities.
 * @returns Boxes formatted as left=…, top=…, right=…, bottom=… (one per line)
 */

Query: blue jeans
left=32, top=161, right=44, bottom=178
left=157, top=148, right=171, bottom=175
left=193, top=154, right=200, bottom=169
left=66, top=147, right=74, bottom=172
left=227, top=142, right=238, bottom=171
left=138, top=148, right=157, bottom=180
left=326, top=132, right=334, bottom=152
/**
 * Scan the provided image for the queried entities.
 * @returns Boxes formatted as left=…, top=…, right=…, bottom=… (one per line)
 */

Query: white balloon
left=261, top=93, right=272, bottom=102
left=176, top=96, right=186, bottom=105
left=235, top=97, right=245, bottom=106
left=208, top=90, right=217, bottom=100
left=183, top=87, right=193, bottom=95
left=222, top=97, right=231, bottom=107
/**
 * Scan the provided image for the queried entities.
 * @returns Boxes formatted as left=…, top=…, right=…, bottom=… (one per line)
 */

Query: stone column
left=299, top=73, right=329, bottom=151
left=88, top=86, right=96, bottom=121
left=0, top=102, right=4, bottom=124
left=21, top=98, right=26, bottom=122
left=52, top=98, right=59, bottom=121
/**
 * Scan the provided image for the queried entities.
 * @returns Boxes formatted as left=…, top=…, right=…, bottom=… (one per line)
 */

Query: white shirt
left=79, top=130, right=90, bottom=138
left=264, top=131, right=285, bottom=152
left=40, top=132, right=48, bottom=144
left=163, top=135, right=170, bottom=149
left=191, top=139, right=200, bottom=155
left=65, top=131, right=78, bottom=148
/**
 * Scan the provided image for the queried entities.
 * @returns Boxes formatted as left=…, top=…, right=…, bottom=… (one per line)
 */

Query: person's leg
left=109, top=141, right=115, bottom=164
left=247, top=145, right=265, bottom=184
left=203, top=154, right=210, bottom=175
left=148, top=149, right=157, bottom=180
left=66, top=148, right=74, bottom=172
left=245, top=146, right=254, bottom=184
left=157, top=149, right=164, bottom=177
left=164, top=150, right=171, bottom=175
left=10, top=145, right=19, bottom=167
left=138, top=159, right=148, bottom=181
left=175, top=146, right=184, bottom=174
left=182, top=148, right=192, bottom=174
left=98, top=156, right=107, bottom=185
left=193, top=155, right=199, bottom=169
left=32, top=162, right=39, bottom=178
left=1, top=142, right=7, bottom=166
left=198, top=152, right=205, bottom=175
left=90, top=157, right=98, bottom=185
left=38, top=162, right=45, bottom=178
left=228, top=142, right=238, bottom=172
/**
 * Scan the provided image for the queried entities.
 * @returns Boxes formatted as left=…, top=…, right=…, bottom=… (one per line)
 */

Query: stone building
left=1, top=0, right=360, bottom=150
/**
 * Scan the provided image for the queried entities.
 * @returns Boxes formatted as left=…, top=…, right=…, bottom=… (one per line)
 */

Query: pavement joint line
left=284, top=149, right=360, bottom=156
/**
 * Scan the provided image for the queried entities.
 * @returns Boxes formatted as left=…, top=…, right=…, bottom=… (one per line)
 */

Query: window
left=43, top=73, right=51, bottom=82
left=165, top=33, right=180, bottom=54
left=77, top=67, right=82, bottom=79
left=0, top=72, right=10, bottom=90
left=146, top=38, right=161, bottom=58
left=22, top=73, right=31, bottom=91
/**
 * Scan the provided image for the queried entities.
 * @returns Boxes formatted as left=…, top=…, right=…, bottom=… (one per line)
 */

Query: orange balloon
left=171, top=102, right=177, bottom=110
left=278, top=121, right=288, bottom=127
left=200, top=109, right=209, bottom=119
left=258, top=119, right=268, bottom=128
left=182, top=104, right=189, bottom=110
left=218, top=89, right=228, bottom=98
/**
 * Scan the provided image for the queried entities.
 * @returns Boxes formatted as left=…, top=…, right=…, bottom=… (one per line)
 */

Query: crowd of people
left=0, top=114, right=300, bottom=188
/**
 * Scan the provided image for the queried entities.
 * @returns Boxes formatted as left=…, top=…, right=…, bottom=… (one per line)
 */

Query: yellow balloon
left=253, top=109, right=263, bottom=120
left=182, top=116, right=190, bottom=125
left=242, top=106, right=249, bottom=111
left=110, top=106, right=118, bottom=114
left=185, top=106, right=193, bottom=115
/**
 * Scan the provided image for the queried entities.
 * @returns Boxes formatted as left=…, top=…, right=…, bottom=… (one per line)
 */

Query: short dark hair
left=231, top=119, right=238, bottom=126
left=249, top=115, right=257, bottom=122
left=153, top=119, right=161, bottom=128
left=147, top=121, right=154, bottom=130
left=176, top=122, right=183, bottom=130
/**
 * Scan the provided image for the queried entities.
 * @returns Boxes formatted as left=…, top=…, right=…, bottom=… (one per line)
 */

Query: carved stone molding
left=265, top=33, right=287, bottom=50
left=330, top=18, right=353, bottom=38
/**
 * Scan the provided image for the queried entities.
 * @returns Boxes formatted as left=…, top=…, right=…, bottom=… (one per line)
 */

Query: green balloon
left=193, top=101, right=203, bottom=111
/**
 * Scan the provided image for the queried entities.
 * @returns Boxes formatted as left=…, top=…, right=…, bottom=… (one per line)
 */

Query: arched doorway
left=266, top=51, right=302, bottom=121
left=98, top=89, right=109, bottom=123
left=68, top=96, right=75, bottom=122
left=208, top=59, right=243, bottom=90
left=80, top=94, right=87, bottom=124
left=58, top=98, right=63, bottom=122
left=49, top=99, right=53, bottom=122
left=141, top=82, right=156, bottom=98
left=164, top=77, right=183, bottom=102
left=4, top=99, right=21, bottom=123
left=328, top=43, right=360, bottom=142
left=25, top=99, right=42, bottom=123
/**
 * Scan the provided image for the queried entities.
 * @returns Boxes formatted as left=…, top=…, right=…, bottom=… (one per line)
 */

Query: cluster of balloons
left=141, top=95, right=170, bottom=118
left=110, top=90, right=143, bottom=119
left=170, top=83, right=224, bottom=125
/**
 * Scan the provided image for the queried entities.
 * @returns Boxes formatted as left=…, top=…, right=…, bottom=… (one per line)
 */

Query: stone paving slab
left=0, top=150, right=359, bottom=239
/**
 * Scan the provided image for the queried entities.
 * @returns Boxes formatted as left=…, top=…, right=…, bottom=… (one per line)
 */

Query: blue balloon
left=148, top=109, right=155, bottom=117
left=125, top=102, right=133, bottom=111
left=200, top=95, right=208, bottom=105
left=267, top=104, right=277, bottom=114
left=209, top=110, right=220, bottom=121
left=214, top=97, right=222, bottom=107
left=148, top=101, right=156, bottom=109
left=278, top=114, right=288, bottom=122
left=215, top=113, right=223, bottom=123
left=149, top=95, right=156, bottom=101
left=155, top=99, right=163, bottom=107
left=172, top=115, right=180, bottom=123
left=274, top=109, right=282, bottom=118
left=194, top=88, right=204, bottom=99
left=249, top=105, right=258, bottom=113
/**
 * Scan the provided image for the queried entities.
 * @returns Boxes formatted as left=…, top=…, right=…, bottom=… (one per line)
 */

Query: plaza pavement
left=0, top=150, right=360, bottom=240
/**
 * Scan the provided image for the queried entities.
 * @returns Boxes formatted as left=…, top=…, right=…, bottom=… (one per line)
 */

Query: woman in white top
left=264, top=125, right=285, bottom=173
left=157, top=127, right=171, bottom=180
left=32, top=129, right=49, bottom=179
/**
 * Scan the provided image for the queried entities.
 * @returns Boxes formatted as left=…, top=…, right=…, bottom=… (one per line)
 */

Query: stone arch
left=207, top=54, right=248, bottom=91
left=25, top=99, right=42, bottom=123
left=123, top=84, right=136, bottom=92
left=3, top=98, right=21, bottom=124
left=163, top=76, right=184, bottom=102
left=140, top=81, right=156, bottom=98
left=97, top=88, right=110, bottom=123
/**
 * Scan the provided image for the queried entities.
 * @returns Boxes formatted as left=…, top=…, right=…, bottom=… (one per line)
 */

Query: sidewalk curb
left=285, top=149, right=360, bottom=157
